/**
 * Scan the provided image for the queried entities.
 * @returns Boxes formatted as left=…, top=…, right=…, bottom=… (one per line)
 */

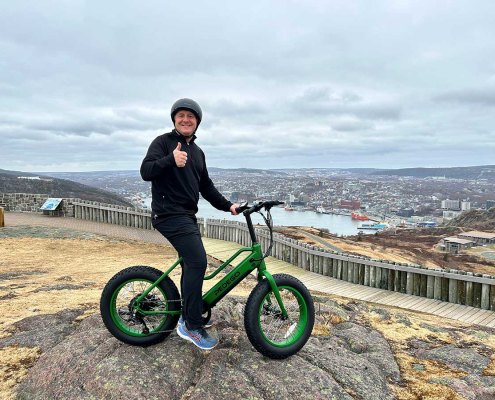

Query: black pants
left=155, top=216, right=206, bottom=330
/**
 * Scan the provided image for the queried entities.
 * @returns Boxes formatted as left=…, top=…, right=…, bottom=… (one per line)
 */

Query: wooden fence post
left=448, top=270, right=458, bottom=304
left=465, top=272, right=474, bottom=307
left=481, top=274, right=491, bottom=310
left=427, top=272, right=435, bottom=299
left=490, top=278, right=495, bottom=311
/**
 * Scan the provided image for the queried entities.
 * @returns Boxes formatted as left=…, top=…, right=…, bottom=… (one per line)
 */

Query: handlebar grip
left=234, top=201, right=250, bottom=215
left=263, top=200, right=285, bottom=209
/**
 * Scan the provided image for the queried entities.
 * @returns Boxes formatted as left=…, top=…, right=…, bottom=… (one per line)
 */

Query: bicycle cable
left=251, top=208, right=274, bottom=261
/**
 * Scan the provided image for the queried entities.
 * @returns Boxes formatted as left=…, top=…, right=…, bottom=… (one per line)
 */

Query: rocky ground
left=1, top=226, right=495, bottom=399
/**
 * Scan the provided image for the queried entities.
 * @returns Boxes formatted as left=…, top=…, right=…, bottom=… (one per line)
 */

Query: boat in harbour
left=285, top=205, right=295, bottom=211
left=359, top=222, right=388, bottom=230
left=351, top=211, right=370, bottom=221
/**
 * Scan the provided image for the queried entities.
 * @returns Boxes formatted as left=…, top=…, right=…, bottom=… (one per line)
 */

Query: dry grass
left=0, top=238, right=180, bottom=334
left=0, top=345, right=41, bottom=400
left=390, top=352, right=467, bottom=400
left=359, top=308, right=495, bottom=400
left=0, top=237, right=256, bottom=336
left=311, top=324, right=334, bottom=336
left=484, top=354, right=495, bottom=376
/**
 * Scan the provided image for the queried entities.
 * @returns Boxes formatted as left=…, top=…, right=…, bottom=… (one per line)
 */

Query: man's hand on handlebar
left=231, top=201, right=249, bottom=215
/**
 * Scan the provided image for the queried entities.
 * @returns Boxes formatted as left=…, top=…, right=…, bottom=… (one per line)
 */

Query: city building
left=340, top=199, right=361, bottom=210
left=397, top=208, right=414, bottom=217
left=441, top=199, right=460, bottom=210
left=442, top=237, right=475, bottom=252
left=457, top=231, right=495, bottom=245
left=441, top=199, right=470, bottom=211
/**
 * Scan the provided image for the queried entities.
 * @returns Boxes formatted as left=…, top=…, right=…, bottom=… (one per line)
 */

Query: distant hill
left=0, top=168, right=39, bottom=177
left=0, top=169, right=131, bottom=206
left=447, top=207, right=495, bottom=230
left=371, top=165, right=495, bottom=180
left=209, top=167, right=286, bottom=175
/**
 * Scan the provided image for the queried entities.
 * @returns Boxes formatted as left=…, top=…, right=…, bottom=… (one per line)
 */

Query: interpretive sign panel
left=40, top=198, right=63, bottom=211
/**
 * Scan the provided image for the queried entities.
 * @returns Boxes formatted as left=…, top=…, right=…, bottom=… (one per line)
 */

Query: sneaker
left=204, top=319, right=214, bottom=329
left=177, top=323, right=218, bottom=350
left=177, top=315, right=214, bottom=329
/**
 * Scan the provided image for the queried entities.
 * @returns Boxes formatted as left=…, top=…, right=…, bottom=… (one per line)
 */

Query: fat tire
left=100, top=265, right=180, bottom=346
left=244, top=273, right=315, bottom=359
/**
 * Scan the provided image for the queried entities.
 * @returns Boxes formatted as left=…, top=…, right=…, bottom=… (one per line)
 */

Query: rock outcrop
left=4, top=295, right=495, bottom=399
left=14, top=297, right=400, bottom=400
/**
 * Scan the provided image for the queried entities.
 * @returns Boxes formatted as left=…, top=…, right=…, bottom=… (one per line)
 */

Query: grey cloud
left=289, top=87, right=402, bottom=121
left=331, top=120, right=374, bottom=132
left=1, top=1, right=495, bottom=171
left=434, top=86, right=495, bottom=106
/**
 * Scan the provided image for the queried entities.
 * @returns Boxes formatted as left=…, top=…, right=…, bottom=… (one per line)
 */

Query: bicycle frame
left=134, top=208, right=288, bottom=318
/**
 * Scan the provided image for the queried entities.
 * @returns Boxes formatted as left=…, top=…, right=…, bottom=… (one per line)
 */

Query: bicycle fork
left=257, top=261, right=288, bottom=318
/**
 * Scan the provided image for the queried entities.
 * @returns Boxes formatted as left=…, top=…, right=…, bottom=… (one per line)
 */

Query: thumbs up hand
left=173, top=142, right=188, bottom=167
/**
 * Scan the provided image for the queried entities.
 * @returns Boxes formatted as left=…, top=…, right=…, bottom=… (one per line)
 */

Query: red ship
left=351, top=212, right=370, bottom=221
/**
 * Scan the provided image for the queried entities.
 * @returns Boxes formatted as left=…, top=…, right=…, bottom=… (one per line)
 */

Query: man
left=140, top=98, right=239, bottom=350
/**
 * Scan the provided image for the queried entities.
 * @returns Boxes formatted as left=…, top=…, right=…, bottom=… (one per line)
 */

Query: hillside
left=371, top=165, right=495, bottom=180
left=447, top=207, right=495, bottom=230
left=0, top=169, right=131, bottom=207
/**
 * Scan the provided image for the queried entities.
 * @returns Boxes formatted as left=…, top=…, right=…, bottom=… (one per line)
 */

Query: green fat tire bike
left=100, top=201, right=315, bottom=359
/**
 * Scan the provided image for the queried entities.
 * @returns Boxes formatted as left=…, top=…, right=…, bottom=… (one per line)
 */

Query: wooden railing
left=36, top=199, right=495, bottom=312
left=72, top=200, right=206, bottom=235
left=203, top=218, right=495, bottom=312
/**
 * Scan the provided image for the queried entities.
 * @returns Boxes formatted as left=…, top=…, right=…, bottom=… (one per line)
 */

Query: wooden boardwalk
left=203, top=237, right=495, bottom=328
left=4, top=212, right=495, bottom=328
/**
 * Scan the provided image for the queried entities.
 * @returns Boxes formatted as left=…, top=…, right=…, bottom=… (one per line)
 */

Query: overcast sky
left=1, top=0, right=495, bottom=172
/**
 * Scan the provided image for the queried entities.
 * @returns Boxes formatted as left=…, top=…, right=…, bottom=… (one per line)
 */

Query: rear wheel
left=244, top=274, right=314, bottom=359
left=100, top=266, right=181, bottom=346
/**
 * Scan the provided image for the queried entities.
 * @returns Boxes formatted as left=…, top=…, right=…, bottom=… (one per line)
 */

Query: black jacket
left=140, top=130, right=232, bottom=226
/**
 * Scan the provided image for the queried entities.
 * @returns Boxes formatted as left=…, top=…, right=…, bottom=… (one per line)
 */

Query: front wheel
left=244, top=274, right=315, bottom=359
left=100, top=265, right=181, bottom=346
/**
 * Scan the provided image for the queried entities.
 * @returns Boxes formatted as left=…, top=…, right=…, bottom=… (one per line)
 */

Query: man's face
left=174, top=110, right=197, bottom=136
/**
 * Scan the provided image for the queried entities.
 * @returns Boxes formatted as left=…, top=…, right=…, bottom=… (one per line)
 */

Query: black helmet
left=170, top=98, right=202, bottom=127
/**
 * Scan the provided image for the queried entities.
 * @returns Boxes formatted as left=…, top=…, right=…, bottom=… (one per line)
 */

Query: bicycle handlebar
left=241, top=200, right=284, bottom=215
left=232, top=200, right=284, bottom=260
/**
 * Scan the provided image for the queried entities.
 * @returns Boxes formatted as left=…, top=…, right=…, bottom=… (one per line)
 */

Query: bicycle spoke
left=114, top=279, right=169, bottom=335
left=259, top=288, right=303, bottom=345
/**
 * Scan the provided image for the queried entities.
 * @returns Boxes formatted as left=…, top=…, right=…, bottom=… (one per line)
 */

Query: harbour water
left=144, top=198, right=369, bottom=237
